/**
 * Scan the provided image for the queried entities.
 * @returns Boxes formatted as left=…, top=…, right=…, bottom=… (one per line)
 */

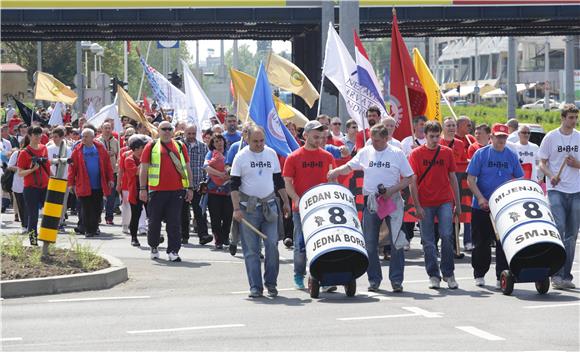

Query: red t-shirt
left=118, top=146, right=130, bottom=191
left=355, top=129, right=371, bottom=150
left=408, top=145, right=457, bottom=207
left=326, top=134, right=344, bottom=147
left=17, top=145, right=50, bottom=188
left=124, top=151, right=140, bottom=204
left=282, top=147, right=336, bottom=210
left=40, top=134, right=49, bottom=145
left=467, top=142, right=485, bottom=160
left=440, top=138, right=467, bottom=162
left=141, top=140, right=190, bottom=191
left=455, top=133, right=476, bottom=155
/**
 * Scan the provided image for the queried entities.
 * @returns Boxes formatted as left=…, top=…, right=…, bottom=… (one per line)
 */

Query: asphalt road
left=1, top=215, right=579, bottom=351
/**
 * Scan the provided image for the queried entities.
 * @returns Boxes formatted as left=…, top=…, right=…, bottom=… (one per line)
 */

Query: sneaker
left=215, top=244, right=223, bottom=250
left=229, top=243, right=237, bottom=256
left=248, top=290, right=263, bottom=298
left=562, top=280, right=576, bottom=289
left=131, top=237, right=140, bottom=247
left=392, top=282, right=403, bottom=293
left=150, top=247, right=159, bottom=259
left=294, top=275, right=305, bottom=290
left=464, top=242, right=474, bottom=251
left=367, top=284, right=379, bottom=292
left=551, top=277, right=568, bottom=290
left=122, top=227, right=130, bottom=234
left=443, top=275, right=458, bottom=289
left=495, top=280, right=501, bottom=290
left=322, top=286, right=337, bottom=293
left=429, top=277, right=441, bottom=289
left=199, top=234, right=213, bottom=245
left=283, top=237, right=293, bottom=248
left=267, top=286, right=278, bottom=297
left=475, top=277, right=485, bottom=287
left=168, top=252, right=181, bottom=262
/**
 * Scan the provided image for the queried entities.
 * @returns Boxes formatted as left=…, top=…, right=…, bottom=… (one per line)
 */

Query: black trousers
left=130, top=200, right=147, bottom=238
left=23, top=187, right=46, bottom=235
left=147, top=190, right=184, bottom=254
left=207, top=193, right=233, bottom=246
left=181, top=190, right=210, bottom=240
left=471, top=208, right=509, bottom=280
left=13, top=192, right=28, bottom=229
left=79, top=189, right=103, bottom=235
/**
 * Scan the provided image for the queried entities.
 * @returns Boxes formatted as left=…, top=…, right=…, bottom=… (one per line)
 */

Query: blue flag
left=248, top=62, right=299, bottom=157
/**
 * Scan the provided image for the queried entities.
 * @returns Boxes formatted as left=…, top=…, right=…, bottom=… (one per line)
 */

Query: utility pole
left=544, top=38, right=550, bottom=111
left=507, top=37, right=517, bottom=119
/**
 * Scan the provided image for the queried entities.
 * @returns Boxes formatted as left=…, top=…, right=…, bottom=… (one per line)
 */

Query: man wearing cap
left=467, top=123, right=524, bottom=289
left=283, top=120, right=336, bottom=291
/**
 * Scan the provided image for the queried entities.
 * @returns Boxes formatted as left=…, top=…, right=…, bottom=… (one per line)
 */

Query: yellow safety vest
left=148, top=140, right=189, bottom=188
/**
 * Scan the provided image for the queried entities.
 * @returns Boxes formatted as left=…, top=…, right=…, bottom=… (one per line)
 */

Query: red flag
left=143, top=93, right=151, bottom=114
left=389, top=10, right=427, bottom=141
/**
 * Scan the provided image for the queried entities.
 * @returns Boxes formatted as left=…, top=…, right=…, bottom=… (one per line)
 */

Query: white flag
left=322, top=23, right=365, bottom=130
left=87, top=95, right=122, bottom=133
left=181, top=59, right=213, bottom=140
left=48, top=102, right=64, bottom=126
left=150, top=66, right=188, bottom=123
left=85, top=101, right=96, bottom=118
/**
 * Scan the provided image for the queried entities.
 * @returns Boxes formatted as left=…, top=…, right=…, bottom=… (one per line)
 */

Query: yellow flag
left=34, top=72, right=77, bottom=105
left=230, top=68, right=309, bottom=128
left=266, top=52, right=319, bottom=108
left=116, top=85, right=156, bottom=135
left=412, top=48, right=441, bottom=123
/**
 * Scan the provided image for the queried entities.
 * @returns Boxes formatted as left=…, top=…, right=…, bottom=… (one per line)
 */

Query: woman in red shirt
left=125, top=134, right=150, bottom=247
left=17, top=126, right=51, bottom=245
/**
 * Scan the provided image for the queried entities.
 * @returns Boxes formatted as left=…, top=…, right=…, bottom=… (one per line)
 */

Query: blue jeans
left=292, top=211, right=307, bottom=277
left=240, top=202, right=279, bottom=293
left=104, top=175, right=117, bottom=221
left=419, top=202, right=455, bottom=278
left=463, top=223, right=472, bottom=245
left=362, top=207, right=405, bottom=287
left=548, top=190, right=580, bottom=281
left=23, top=187, right=46, bottom=235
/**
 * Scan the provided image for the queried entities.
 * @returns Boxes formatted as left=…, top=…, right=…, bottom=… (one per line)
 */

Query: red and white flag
left=389, top=11, right=427, bottom=141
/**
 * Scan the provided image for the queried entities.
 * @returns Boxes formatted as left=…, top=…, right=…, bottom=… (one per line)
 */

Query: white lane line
left=363, top=292, right=392, bottom=301
left=48, top=296, right=151, bottom=303
left=127, top=324, right=245, bottom=334
left=401, top=306, right=443, bottom=318
left=1, top=337, right=23, bottom=342
left=524, top=302, right=580, bottom=309
left=456, top=326, right=505, bottom=341
left=338, top=306, right=442, bottom=321
left=230, top=288, right=297, bottom=294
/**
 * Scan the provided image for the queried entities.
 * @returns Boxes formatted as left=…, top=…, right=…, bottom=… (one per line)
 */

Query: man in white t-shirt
left=514, top=125, right=541, bottom=182
left=401, top=115, right=427, bottom=157
left=365, top=117, right=403, bottom=150
left=230, top=126, right=290, bottom=298
left=538, top=104, right=580, bottom=290
left=329, top=124, right=414, bottom=293
left=506, top=118, right=520, bottom=143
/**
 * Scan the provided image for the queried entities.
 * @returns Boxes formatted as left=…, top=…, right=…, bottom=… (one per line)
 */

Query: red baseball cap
left=492, top=123, right=509, bottom=136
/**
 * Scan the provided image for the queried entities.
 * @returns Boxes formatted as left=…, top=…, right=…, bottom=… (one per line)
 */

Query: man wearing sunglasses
left=140, top=121, right=194, bottom=262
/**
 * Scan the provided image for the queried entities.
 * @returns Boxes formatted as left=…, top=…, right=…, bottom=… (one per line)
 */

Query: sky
left=184, top=40, right=292, bottom=64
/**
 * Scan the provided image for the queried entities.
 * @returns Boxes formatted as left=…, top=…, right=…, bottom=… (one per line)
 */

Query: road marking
left=48, top=296, right=151, bottom=303
left=1, top=337, right=23, bottom=342
left=455, top=326, right=505, bottom=341
left=363, top=292, right=392, bottom=301
left=404, top=277, right=471, bottom=284
left=338, top=306, right=442, bottom=321
left=524, top=302, right=580, bottom=309
left=127, top=324, right=245, bottom=334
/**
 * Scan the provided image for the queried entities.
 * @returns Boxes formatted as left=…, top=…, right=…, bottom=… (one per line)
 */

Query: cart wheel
left=345, top=280, right=356, bottom=297
left=309, top=277, right=320, bottom=299
left=535, top=277, right=550, bottom=295
left=500, top=270, right=514, bottom=296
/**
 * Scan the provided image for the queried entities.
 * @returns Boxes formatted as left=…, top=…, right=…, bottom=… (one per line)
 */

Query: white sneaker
left=150, top=247, right=159, bottom=260
left=464, top=243, right=474, bottom=251
left=122, top=226, right=130, bottom=234
left=428, top=277, right=441, bottom=289
left=168, top=252, right=181, bottom=262
left=551, top=277, right=575, bottom=290
left=475, top=277, right=485, bottom=287
left=562, top=281, right=576, bottom=289
left=495, top=280, right=501, bottom=289
left=443, top=275, right=459, bottom=289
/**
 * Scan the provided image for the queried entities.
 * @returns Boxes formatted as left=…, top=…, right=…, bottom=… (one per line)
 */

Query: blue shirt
left=225, top=140, right=247, bottom=165
left=467, top=145, right=524, bottom=210
left=83, top=145, right=101, bottom=189
left=223, top=131, right=242, bottom=152
left=324, top=144, right=342, bottom=159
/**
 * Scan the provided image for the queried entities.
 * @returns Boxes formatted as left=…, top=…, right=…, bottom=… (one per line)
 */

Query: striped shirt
left=186, top=139, right=208, bottom=191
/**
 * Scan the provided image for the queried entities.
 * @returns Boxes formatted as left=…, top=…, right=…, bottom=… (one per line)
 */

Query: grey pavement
left=1, top=214, right=579, bottom=351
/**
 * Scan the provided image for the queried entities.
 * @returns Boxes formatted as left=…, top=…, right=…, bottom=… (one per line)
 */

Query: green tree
left=224, top=44, right=258, bottom=76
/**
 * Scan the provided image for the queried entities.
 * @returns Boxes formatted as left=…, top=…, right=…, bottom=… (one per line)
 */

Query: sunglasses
left=348, top=125, right=357, bottom=129
left=332, top=122, right=342, bottom=126
left=519, top=131, right=530, bottom=135
left=160, top=127, right=173, bottom=132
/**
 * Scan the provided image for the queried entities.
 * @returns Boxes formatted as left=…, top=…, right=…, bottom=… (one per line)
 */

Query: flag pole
left=440, top=89, right=458, bottom=119
left=137, top=41, right=152, bottom=101
left=317, top=22, right=331, bottom=117
left=393, top=8, right=415, bottom=139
